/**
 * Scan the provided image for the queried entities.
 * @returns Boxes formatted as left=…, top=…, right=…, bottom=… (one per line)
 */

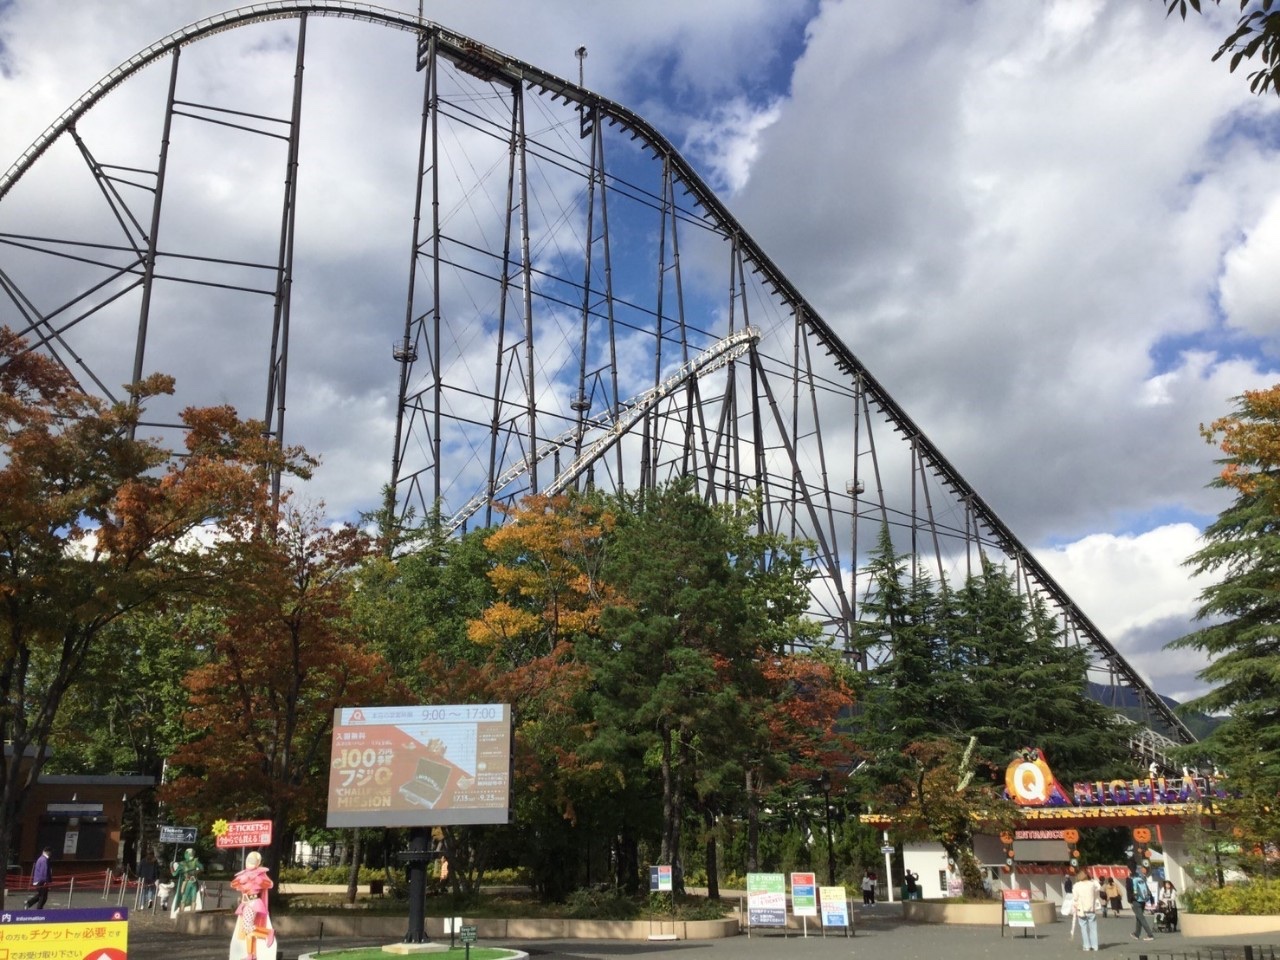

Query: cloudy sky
left=2, top=0, right=1278, bottom=705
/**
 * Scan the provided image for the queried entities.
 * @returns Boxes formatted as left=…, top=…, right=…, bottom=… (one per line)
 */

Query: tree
left=1169, top=385, right=1280, bottom=859
left=44, top=604, right=220, bottom=865
left=887, top=737, right=1016, bottom=898
left=1164, top=0, right=1280, bottom=96
left=0, top=327, right=306, bottom=903
left=851, top=525, right=1129, bottom=890
left=459, top=493, right=611, bottom=900
left=163, top=505, right=394, bottom=871
left=948, top=560, right=1127, bottom=783
left=588, top=482, right=820, bottom=894
left=852, top=527, right=951, bottom=797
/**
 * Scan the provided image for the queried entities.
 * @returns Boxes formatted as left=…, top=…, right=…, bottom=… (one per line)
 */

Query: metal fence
left=1131, top=946, right=1279, bottom=960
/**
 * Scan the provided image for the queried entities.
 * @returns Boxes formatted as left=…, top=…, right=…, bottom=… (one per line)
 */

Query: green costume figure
left=171, top=848, right=204, bottom=918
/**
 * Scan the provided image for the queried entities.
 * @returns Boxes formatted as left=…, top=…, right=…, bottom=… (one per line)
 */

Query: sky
left=2, top=0, right=1279, bottom=706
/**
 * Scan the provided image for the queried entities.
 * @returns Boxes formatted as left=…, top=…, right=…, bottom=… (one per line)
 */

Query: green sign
left=746, top=872, right=787, bottom=927
left=460, top=924, right=478, bottom=943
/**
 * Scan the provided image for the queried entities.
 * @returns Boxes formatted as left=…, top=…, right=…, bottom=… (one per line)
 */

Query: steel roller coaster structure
left=0, top=2, right=1195, bottom=749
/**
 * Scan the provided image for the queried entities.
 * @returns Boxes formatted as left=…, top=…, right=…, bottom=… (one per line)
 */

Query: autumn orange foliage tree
left=0, top=327, right=309, bottom=902
left=450, top=494, right=615, bottom=899
left=467, top=493, right=622, bottom=660
left=164, top=505, right=397, bottom=870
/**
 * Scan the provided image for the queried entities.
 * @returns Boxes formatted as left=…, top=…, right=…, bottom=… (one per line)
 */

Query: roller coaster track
left=0, top=2, right=1194, bottom=743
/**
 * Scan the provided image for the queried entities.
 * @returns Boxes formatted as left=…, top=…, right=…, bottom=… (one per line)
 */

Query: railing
left=7, top=867, right=237, bottom=914
left=1130, top=946, right=1279, bottom=960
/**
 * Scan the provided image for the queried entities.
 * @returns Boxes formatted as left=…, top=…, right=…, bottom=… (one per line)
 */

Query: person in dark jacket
left=25, top=847, right=52, bottom=908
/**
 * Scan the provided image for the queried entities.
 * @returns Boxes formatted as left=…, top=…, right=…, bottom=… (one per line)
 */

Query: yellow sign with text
left=0, top=906, right=128, bottom=960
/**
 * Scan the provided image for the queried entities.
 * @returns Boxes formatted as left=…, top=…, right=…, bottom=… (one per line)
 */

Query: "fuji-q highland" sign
left=1005, top=747, right=1228, bottom=808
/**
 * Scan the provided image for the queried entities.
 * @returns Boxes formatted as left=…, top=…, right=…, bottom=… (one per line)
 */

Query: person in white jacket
left=1072, top=869, right=1101, bottom=952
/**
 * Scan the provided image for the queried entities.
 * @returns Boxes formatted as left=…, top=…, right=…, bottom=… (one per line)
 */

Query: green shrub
left=1183, top=879, right=1280, bottom=916
left=277, top=865, right=387, bottom=885
left=563, top=889, right=641, bottom=920
left=675, top=897, right=732, bottom=920
left=480, top=867, right=528, bottom=886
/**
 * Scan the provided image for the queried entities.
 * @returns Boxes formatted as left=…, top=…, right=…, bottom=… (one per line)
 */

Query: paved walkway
left=7, top=891, right=1272, bottom=959
left=111, top=904, right=1276, bottom=960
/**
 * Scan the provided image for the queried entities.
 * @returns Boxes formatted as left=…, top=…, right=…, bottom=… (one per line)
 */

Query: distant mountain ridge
left=1086, top=681, right=1222, bottom=741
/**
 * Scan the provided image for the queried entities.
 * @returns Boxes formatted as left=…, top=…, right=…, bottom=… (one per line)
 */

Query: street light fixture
left=845, top=478, right=864, bottom=658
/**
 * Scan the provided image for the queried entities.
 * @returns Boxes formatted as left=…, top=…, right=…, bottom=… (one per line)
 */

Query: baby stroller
left=1154, top=903, right=1178, bottom=932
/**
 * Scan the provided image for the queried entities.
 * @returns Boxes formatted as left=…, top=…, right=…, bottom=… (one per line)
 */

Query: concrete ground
left=9, top=889, right=1274, bottom=959
left=119, top=901, right=1275, bottom=960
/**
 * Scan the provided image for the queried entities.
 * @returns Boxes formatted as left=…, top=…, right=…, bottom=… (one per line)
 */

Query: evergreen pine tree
left=1170, top=386, right=1280, bottom=849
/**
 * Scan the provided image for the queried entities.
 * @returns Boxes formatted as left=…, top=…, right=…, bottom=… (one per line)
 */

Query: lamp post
left=818, top=770, right=836, bottom=886
left=845, top=478, right=865, bottom=664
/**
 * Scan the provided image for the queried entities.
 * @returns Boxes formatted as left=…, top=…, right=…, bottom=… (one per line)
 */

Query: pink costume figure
left=230, top=852, right=275, bottom=960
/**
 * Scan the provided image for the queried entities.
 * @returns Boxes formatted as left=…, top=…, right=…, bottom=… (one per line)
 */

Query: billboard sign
left=326, top=704, right=512, bottom=828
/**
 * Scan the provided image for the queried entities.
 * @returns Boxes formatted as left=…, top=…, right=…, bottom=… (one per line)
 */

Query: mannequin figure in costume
left=170, top=848, right=203, bottom=918
left=229, top=851, right=277, bottom=960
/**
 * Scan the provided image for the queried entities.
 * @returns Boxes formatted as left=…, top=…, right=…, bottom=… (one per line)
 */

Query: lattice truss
left=0, top=2, right=1193, bottom=742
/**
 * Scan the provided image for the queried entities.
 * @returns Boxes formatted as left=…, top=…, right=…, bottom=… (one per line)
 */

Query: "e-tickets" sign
left=215, top=819, right=273, bottom=848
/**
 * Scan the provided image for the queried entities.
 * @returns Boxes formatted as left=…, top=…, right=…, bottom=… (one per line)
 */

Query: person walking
left=1102, top=876, right=1123, bottom=917
left=24, top=847, right=52, bottom=909
left=1072, top=868, right=1101, bottom=952
left=139, top=852, right=159, bottom=909
left=1130, top=866, right=1156, bottom=941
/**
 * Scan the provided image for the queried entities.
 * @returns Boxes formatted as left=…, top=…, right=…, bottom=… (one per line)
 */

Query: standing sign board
left=746, top=873, right=787, bottom=931
left=790, top=872, right=817, bottom=917
left=819, top=885, right=851, bottom=932
left=0, top=907, right=128, bottom=959
left=159, top=825, right=198, bottom=844
left=789, top=872, right=818, bottom=938
left=216, top=819, right=273, bottom=849
left=1002, top=888, right=1036, bottom=937
left=649, top=865, right=673, bottom=892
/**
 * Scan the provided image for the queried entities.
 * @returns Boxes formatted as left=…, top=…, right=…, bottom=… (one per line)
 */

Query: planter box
left=177, top=911, right=738, bottom=941
left=1179, top=913, right=1280, bottom=938
left=901, top=899, right=1058, bottom=926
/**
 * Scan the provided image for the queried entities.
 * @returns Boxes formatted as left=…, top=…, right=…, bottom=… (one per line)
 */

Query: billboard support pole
left=403, top=828, right=432, bottom=943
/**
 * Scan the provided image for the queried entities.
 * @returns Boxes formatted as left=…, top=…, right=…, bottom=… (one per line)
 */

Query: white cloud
left=1037, top=524, right=1215, bottom=703
left=4, top=0, right=1280, bottom=706
left=683, top=97, right=782, bottom=195
left=1220, top=194, right=1280, bottom=338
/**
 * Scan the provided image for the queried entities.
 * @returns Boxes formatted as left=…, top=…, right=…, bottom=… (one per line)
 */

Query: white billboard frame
left=326, top=704, right=512, bottom=828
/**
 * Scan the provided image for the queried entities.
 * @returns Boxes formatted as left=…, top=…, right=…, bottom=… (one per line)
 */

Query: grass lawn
left=315, top=950, right=515, bottom=960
